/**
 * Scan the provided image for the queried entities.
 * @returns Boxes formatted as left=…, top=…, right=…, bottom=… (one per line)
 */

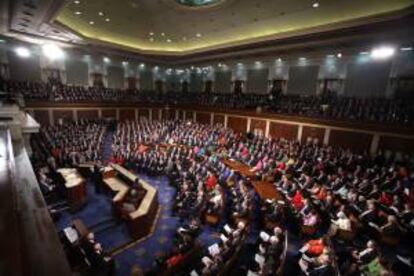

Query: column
left=297, top=124, right=303, bottom=142
left=116, top=109, right=120, bottom=120
left=323, top=128, right=331, bottom=145
left=135, top=109, right=139, bottom=121
left=73, top=110, right=78, bottom=121
left=265, top=120, right=270, bottom=138
left=247, top=118, right=252, bottom=133
left=224, top=115, right=228, bottom=128
left=210, top=113, right=214, bottom=126
left=48, top=109, right=54, bottom=125
left=370, top=134, right=381, bottom=156
left=98, top=109, right=102, bottom=119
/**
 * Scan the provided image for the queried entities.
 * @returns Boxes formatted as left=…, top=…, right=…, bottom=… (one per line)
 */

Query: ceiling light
left=98, top=11, right=104, bottom=16
left=166, top=39, right=172, bottom=43
left=371, top=46, right=395, bottom=60
left=312, top=2, right=319, bottom=8
left=15, top=47, right=30, bottom=58
left=149, top=37, right=154, bottom=42
left=276, top=58, right=282, bottom=62
left=139, top=63, right=145, bottom=68
left=122, top=61, right=128, bottom=66
left=218, top=63, right=222, bottom=67
left=103, top=57, right=110, bottom=63
left=182, top=36, right=187, bottom=41
left=42, top=44, right=64, bottom=60
left=299, top=57, right=306, bottom=60
left=105, top=18, right=110, bottom=22
left=360, top=51, right=369, bottom=55
left=74, top=11, right=82, bottom=15
left=326, top=54, right=335, bottom=58
left=89, top=21, right=95, bottom=25
left=196, top=33, right=202, bottom=37
left=401, top=47, right=413, bottom=51
left=149, top=32, right=154, bottom=36
left=74, top=0, right=80, bottom=4
left=161, top=32, right=165, bottom=36
left=336, top=53, right=342, bottom=58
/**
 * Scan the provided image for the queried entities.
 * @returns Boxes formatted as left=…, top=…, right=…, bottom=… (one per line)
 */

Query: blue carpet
left=55, top=181, right=133, bottom=251
left=113, top=174, right=180, bottom=275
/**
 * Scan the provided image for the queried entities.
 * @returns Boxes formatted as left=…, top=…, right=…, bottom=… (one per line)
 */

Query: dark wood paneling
left=302, top=126, right=325, bottom=144
left=330, top=130, right=372, bottom=152
left=138, top=109, right=149, bottom=118
left=152, top=108, right=160, bottom=120
left=185, top=111, right=194, bottom=121
left=213, top=114, right=225, bottom=125
left=228, top=116, right=247, bottom=133
left=177, top=110, right=185, bottom=120
left=53, top=110, right=73, bottom=122
left=77, top=109, right=99, bottom=120
left=196, top=112, right=211, bottom=125
left=251, top=119, right=266, bottom=134
left=269, top=122, right=298, bottom=140
left=33, top=110, right=49, bottom=126
left=379, top=136, right=414, bottom=153
left=102, top=109, right=116, bottom=118
left=119, top=109, right=135, bottom=121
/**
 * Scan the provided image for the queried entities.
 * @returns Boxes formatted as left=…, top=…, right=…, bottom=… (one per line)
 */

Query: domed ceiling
left=55, top=0, right=414, bottom=54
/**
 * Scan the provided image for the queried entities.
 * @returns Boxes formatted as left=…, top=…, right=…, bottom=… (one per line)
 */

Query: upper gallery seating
left=1, top=79, right=412, bottom=126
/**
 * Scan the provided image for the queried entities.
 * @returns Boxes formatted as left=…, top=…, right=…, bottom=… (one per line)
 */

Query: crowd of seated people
left=29, top=116, right=414, bottom=275
left=30, top=119, right=106, bottom=205
left=190, top=221, right=247, bottom=275
left=61, top=226, right=114, bottom=276
left=2, top=78, right=412, bottom=125
left=152, top=219, right=202, bottom=274
left=248, top=226, right=285, bottom=276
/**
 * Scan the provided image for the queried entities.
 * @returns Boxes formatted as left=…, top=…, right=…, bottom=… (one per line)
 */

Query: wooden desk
left=73, top=219, right=90, bottom=239
left=222, top=158, right=256, bottom=179
left=106, top=164, right=159, bottom=239
left=253, top=181, right=282, bottom=201
left=57, top=168, right=87, bottom=209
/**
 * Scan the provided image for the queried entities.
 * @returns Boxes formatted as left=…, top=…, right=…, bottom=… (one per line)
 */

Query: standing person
left=92, top=164, right=103, bottom=194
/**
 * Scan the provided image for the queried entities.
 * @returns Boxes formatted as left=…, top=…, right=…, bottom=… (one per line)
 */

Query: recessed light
left=371, top=46, right=395, bottom=60
left=149, top=32, right=154, bottom=36
left=401, top=47, right=413, bottom=51
left=161, top=32, right=165, bottom=36
left=89, top=21, right=95, bottom=25
left=74, top=0, right=80, bottom=4
left=312, top=2, right=319, bottom=8
left=103, top=57, right=110, bottom=63
left=74, top=11, right=82, bottom=15
left=122, top=61, right=128, bottom=66
left=166, top=39, right=172, bottom=43
left=196, top=33, right=202, bottom=37
left=98, top=11, right=104, bottom=16
left=105, top=18, right=110, bottom=22
left=337, top=53, right=342, bottom=58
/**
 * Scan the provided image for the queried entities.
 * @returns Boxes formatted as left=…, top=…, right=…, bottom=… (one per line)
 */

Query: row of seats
left=1, top=79, right=412, bottom=125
